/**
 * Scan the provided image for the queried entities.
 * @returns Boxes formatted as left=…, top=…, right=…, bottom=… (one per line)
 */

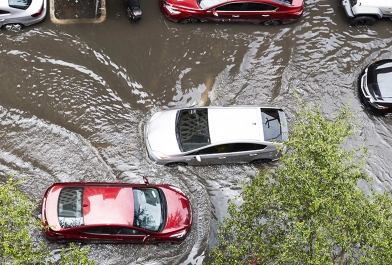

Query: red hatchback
left=41, top=177, right=192, bottom=244
left=160, top=0, right=304, bottom=25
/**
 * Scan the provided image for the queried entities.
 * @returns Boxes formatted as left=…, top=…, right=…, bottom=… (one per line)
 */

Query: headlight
left=164, top=4, right=181, bottom=15
left=170, top=230, right=187, bottom=238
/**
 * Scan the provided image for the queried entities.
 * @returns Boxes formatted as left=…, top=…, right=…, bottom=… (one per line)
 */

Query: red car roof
left=83, top=187, right=134, bottom=226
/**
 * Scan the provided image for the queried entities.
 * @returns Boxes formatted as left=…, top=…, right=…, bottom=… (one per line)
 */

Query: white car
left=342, top=0, right=392, bottom=26
left=145, top=106, right=289, bottom=166
left=0, top=0, right=47, bottom=30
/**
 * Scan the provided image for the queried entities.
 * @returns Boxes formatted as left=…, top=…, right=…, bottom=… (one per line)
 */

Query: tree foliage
left=209, top=103, right=392, bottom=265
left=0, top=177, right=95, bottom=265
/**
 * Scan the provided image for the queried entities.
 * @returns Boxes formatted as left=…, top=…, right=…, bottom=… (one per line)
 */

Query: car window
left=216, top=3, right=244, bottom=11
left=231, top=143, right=267, bottom=152
left=81, top=227, right=146, bottom=235
left=176, top=108, right=211, bottom=152
left=8, top=0, right=32, bottom=10
left=245, top=3, right=278, bottom=11
left=58, top=187, right=84, bottom=228
left=115, top=227, right=146, bottom=235
left=197, top=144, right=231, bottom=155
left=133, top=188, right=164, bottom=232
left=261, top=109, right=282, bottom=141
left=81, top=227, right=111, bottom=234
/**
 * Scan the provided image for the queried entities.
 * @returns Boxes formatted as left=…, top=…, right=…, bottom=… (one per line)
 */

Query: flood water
left=1, top=0, right=392, bottom=264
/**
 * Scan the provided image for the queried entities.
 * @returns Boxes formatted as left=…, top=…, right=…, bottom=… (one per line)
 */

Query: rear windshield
left=368, top=61, right=392, bottom=99
left=8, top=0, right=32, bottom=10
left=58, top=188, right=84, bottom=228
left=176, top=108, right=211, bottom=152
left=133, top=188, right=165, bottom=232
left=261, top=109, right=282, bottom=141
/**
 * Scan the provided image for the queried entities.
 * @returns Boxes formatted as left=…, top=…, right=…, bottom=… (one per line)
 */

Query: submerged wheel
left=165, top=162, right=188, bottom=167
left=262, top=20, right=282, bottom=26
left=179, top=18, right=200, bottom=24
left=349, top=16, right=376, bottom=26
left=3, top=23, right=23, bottom=31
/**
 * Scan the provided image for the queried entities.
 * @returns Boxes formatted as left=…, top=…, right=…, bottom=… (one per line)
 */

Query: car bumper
left=342, top=0, right=354, bottom=18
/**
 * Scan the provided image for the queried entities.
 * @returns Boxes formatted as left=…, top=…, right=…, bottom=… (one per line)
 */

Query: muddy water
left=1, top=0, right=392, bottom=264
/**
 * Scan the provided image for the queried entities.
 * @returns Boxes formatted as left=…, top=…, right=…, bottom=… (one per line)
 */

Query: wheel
left=179, top=18, right=199, bottom=24
left=132, top=17, right=141, bottom=22
left=3, top=23, right=23, bottom=31
left=262, top=20, right=282, bottom=26
left=250, top=159, right=271, bottom=165
left=165, top=162, right=188, bottom=167
left=349, top=16, right=376, bottom=26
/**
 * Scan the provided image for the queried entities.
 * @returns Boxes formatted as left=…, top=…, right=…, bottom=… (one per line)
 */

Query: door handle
left=262, top=15, right=270, bottom=17
left=0, top=19, right=4, bottom=22
left=232, top=15, right=239, bottom=17
left=219, top=157, right=226, bottom=159
left=249, top=154, right=258, bottom=156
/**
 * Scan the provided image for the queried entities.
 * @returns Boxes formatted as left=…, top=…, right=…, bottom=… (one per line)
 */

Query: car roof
left=208, top=107, right=264, bottom=144
left=82, top=186, right=134, bottom=226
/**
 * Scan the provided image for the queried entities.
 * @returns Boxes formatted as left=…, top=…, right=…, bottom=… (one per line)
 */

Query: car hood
left=146, top=110, right=181, bottom=155
left=161, top=187, right=192, bottom=233
left=164, top=0, right=200, bottom=10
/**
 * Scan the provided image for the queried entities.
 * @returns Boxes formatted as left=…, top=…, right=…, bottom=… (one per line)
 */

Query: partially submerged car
left=342, top=0, right=392, bottom=26
left=359, top=59, right=392, bottom=115
left=145, top=106, right=288, bottom=166
left=41, top=177, right=192, bottom=244
left=159, top=0, right=304, bottom=25
left=125, top=0, right=142, bottom=22
left=0, top=0, right=47, bottom=30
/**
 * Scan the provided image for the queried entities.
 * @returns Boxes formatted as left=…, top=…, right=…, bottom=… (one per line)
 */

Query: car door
left=208, top=3, right=246, bottom=23
left=79, top=226, right=117, bottom=243
left=226, top=143, right=268, bottom=163
left=0, top=10, right=11, bottom=27
left=242, top=2, right=280, bottom=24
left=112, top=227, right=149, bottom=243
left=187, top=144, right=233, bottom=165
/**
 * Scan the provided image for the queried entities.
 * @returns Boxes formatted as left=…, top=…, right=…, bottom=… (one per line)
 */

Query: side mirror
left=142, top=235, right=150, bottom=243
left=195, top=155, right=201, bottom=162
left=143, top=176, right=149, bottom=185
left=212, top=10, right=218, bottom=17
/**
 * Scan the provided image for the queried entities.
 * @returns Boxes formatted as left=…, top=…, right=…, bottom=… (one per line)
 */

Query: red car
left=160, top=0, right=304, bottom=25
left=41, top=177, right=192, bottom=244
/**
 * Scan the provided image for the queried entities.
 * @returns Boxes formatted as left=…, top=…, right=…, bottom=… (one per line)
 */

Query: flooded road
left=1, top=0, right=392, bottom=264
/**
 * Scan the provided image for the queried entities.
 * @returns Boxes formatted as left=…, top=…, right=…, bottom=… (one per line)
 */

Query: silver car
left=0, top=0, right=47, bottom=30
left=145, top=106, right=288, bottom=166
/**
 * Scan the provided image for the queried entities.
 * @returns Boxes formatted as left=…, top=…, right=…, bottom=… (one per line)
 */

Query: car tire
left=349, top=16, right=377, bottom=26
left=262, top=20, right=282, bottom=26
left=165, top=162, right=188, bottom=167
left=3, top=23, right=24, bottom=31
left=179, top=18, right=200, bottom=24
left=250, top=159, right=271, bottom=165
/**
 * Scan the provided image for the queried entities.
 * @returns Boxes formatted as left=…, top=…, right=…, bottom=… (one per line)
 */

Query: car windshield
left=58, top=188, right=84, bottom=228
left=198, top=0, right=293, bottom=9
left=261, top=109, right=282, bottom=141
left=368, top=61, right=392, bottom=99
left=198, top=0, right=223, bottom=9
left=8, top=0, right=32, bottom=10
left=133, top=188, right=164, bottom=232
left=176, top=108, right=211, bottom=152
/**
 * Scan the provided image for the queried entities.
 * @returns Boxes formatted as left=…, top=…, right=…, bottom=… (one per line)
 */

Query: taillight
left=31, top=4, right=44, bottom=17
